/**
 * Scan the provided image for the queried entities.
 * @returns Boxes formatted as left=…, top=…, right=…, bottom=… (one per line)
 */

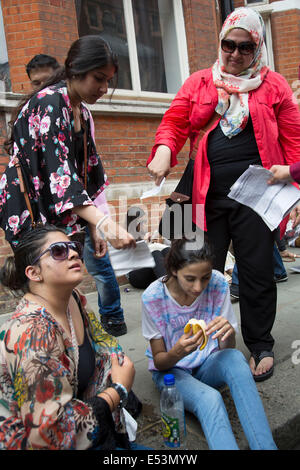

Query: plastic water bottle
left=160, top=374, right=186, bottom=449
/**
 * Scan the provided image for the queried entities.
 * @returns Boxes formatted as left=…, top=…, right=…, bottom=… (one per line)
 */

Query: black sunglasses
left=32, top=241, right=84, bottom=265
left=221, top=39, right=256, bottom=56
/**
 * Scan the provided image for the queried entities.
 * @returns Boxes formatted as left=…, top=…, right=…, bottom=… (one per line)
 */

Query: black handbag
left=159, top=112, right=220, bottom=240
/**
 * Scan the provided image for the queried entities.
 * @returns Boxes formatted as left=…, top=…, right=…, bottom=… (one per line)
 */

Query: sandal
left=251, top=350, right=274, bottom=382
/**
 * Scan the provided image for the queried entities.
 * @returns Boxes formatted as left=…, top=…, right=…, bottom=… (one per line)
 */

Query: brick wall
left=271, top=9, right=300, bottom=86
left=183, top=0, right=219, bottom=74
left=95, top=114, right=188, bottom=186
left=1, top=0, right=78, bottom=94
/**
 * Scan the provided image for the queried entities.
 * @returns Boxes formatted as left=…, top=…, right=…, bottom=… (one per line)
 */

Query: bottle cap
left=164, top=373, right=175, bottom=386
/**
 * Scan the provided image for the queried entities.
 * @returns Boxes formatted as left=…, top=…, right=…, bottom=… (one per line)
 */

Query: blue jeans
left=232, top=244, right=287, bottom=285
left=83, top=227, right=124, bottom=322
left=152, top=349, right=277, bottom=450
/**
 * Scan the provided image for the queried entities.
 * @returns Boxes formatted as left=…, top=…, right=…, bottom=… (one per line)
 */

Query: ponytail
left=0, top=224, right=66, bottom=293
left=0, top=256, right=26, bottom=291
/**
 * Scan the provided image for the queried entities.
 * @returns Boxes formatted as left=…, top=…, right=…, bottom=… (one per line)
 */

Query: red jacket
left=147, top=68, right=300, bottom=230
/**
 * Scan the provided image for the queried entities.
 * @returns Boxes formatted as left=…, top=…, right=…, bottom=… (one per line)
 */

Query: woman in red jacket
left=147, top=8, right=300, bottom=382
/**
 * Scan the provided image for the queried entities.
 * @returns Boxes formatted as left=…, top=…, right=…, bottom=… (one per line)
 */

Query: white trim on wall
left=270, top=0, right=300, bottom=12
left=254, top=0, right=300, bottom=13
left=173, top=0, right=190, bottom=83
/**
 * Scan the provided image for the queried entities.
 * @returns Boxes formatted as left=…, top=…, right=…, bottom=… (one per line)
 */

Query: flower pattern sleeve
left=16, top=90, right=93, bottom=212
left=0, top=83, right=107, bottom=244
left=0, top=311, right=100, bottom=449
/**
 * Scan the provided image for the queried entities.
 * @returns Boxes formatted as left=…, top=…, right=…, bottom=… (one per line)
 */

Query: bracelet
left=96, top=214, right=109, bottom=232
left=100, top=391, right=116, bottom=409
left=110, top=382, right=128, bottom=408
left=96, top=215, right=109, bottom=239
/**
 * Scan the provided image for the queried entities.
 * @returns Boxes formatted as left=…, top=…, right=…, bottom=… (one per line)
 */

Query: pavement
left=0, top=249, right=299, bottom=451
left=84, top=248, right=300, bottom=451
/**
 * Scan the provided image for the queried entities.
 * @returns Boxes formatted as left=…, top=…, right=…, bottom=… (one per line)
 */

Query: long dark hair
left=4, top=35, right=119, bottom=155
left=0, top=225, right=67, bottom=292
left=163, top=238, right=214, bottom=282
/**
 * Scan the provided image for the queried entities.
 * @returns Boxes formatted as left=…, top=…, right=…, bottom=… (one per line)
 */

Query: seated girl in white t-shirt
left=141, top=238, right=277, bottom=450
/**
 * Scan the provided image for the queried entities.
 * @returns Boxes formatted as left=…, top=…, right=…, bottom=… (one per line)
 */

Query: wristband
left=110, top=382, right=128, bottom=408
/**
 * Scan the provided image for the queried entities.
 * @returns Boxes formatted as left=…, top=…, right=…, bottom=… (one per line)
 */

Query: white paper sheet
left=140, top=177, right=165, bottom=199
left=289, top=265, right=300, bottom=273
left=108, top=240, right=155, bottom=276
left=228, top=165, right=300, bottom=231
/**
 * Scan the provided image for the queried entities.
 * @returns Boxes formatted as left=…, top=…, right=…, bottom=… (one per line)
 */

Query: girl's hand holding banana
left=183, top=316, right=235, bottom=351
left=183, top=319, right=208, bottom=350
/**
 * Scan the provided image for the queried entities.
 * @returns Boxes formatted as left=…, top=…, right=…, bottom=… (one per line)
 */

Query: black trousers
left=205, top=197, right=276, bottom=353
left=128, top=248, right=170, bottom=289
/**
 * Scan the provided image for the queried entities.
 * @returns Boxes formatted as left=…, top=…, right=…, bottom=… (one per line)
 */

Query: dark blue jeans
left=232, top=243, right=287, bottom=285
left=83, top=227, right=124, bottom=322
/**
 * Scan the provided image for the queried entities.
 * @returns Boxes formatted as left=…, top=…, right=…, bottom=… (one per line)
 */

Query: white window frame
left=244, top=3, right=274, bottom=71
left=105, top=0, right=189, bottom=101
left=244, top=1, right=269, bottom=6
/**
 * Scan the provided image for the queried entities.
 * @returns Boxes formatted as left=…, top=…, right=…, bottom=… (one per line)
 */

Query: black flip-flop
left=251, top=350, right=274, bottom=382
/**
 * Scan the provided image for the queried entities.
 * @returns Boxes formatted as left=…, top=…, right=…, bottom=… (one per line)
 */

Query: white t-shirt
left=142, top=270, right=238, bottom=371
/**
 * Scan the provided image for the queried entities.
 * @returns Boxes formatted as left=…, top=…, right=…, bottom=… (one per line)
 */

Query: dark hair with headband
left=0, top=225, right=66, bottom=292
left=5, top=35, right=118, bottom=155
left=163, top=238, right=214, bottom=282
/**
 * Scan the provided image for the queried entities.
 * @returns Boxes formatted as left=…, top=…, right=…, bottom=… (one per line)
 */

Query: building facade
left=0, top=0, right=299, bottom=310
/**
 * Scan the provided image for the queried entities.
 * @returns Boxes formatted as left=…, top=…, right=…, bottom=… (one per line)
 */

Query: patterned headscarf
left=212, top=7, right=269, bottom=138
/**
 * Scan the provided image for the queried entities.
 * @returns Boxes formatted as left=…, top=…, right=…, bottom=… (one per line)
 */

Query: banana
left=184, top=318, right=208, bottom=350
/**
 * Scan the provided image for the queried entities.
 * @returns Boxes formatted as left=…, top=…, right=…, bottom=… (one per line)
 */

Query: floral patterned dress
left=0, top=291, right=127, bottom=450
left=0, top=81, right=108, bottom=247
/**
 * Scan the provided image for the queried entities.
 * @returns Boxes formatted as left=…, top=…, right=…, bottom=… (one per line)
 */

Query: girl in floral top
left=0, top=35, right=135, bottom=252
left=0, top=225, right=136, bottom=450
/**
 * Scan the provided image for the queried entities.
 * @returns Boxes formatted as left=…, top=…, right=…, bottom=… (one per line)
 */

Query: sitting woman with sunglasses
left=147, top=7, right=300, bottom=382
left=0, top=225, right=142, bottom=450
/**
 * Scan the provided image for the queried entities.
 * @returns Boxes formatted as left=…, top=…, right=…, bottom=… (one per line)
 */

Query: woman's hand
left=289, top=204, right=300, bottom=229
left=172, top=329, right=205, bottom=361
left=110, top=353, right=135, bottom=393
left=205, top=316, right=235, bottom=348
left=148, top=145, right=172, bottom=185
left=73, top=204, right=136, bottom=250
left=88, top=223, right=107, bottom=258
left=99, top=218, right=136, bottom=250
left=268, top=165, right=293, bottom=184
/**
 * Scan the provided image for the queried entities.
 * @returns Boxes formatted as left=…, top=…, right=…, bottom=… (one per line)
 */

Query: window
left=77, top=0, right=189, bottom=95
left=244, top=2, right=274, bottom=71
left=245, top=1, right=268, bottom=5
left=0, top=0, right=11, bottom=92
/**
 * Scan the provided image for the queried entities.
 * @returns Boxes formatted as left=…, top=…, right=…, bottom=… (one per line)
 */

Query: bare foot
left=249, top=356, right=256, bottom=375
left=249, top=355, right=274, bottom=378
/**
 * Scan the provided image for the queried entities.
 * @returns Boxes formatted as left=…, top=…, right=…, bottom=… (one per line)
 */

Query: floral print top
left=0, top=81, right=108, bottom=247
left=0, top=291, right=126, bottom=450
